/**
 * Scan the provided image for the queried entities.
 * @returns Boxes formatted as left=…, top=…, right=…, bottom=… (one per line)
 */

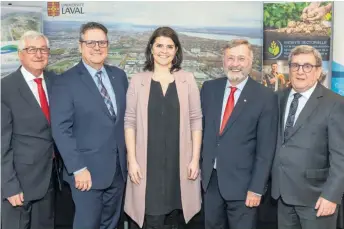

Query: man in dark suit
left=271, top=45, right=344, bottom=229
left=50, top=22, right=128, bottom=229
left=201, top=39, right=278, bottom=229
left=1, top=31, right=61, bottom=229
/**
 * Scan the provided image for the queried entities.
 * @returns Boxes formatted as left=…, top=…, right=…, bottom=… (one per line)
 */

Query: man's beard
left=225, top=66, right=250, bottom=82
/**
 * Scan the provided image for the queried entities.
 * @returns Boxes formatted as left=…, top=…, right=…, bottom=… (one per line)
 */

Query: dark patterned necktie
left=284, top=93, right=302, bottom=139
left=95, top=71, right=116, bottom=118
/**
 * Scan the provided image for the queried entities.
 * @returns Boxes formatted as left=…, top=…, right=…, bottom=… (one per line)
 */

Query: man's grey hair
left=288, top=45, right=322, bottom=67
left=222, top=39, right=253, bottom=58
left=18, top=31, right=50, bottom=50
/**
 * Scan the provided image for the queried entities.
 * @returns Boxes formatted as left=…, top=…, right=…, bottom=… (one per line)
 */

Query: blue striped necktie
left=95, top=71, right=116, bottom=118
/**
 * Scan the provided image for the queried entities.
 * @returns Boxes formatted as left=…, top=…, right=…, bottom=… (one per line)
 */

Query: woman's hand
left=187, top=159, right=200, bottom=180
left=128, top=160, right=143, bottom=184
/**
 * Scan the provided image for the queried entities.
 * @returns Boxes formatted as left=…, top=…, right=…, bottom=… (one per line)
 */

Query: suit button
left=217, top=143, right=220, bottom=147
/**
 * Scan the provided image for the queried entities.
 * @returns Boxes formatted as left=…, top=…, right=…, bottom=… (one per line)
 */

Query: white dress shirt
left=284, top=82, right=318, bottom=129
left=21, top=66, right=49, bottom=106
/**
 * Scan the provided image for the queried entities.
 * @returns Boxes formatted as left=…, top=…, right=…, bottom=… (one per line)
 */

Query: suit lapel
left=279, top=88, right=290, bottom=143
left=220, top=77, right=252, bottom=136
left=43, top=70, right=53, bottom=93
left=76, top=61, right=113, bottom=120
left=105, top=65, right=123, bottom=123
left=284, top=83, right=323, bottom=142
left=213, top=77, right=227, bottom=136
left=15, top=68, right=50, bottom=125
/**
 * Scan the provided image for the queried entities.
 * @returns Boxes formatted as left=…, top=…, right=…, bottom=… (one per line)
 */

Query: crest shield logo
left=47, top=2, right=60, bottom=17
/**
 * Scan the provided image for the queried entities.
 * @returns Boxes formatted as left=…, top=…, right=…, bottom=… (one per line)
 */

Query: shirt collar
left=82, top=60, right=105, bottom=78
left=225, top=75, right=249, bottom=92
left=20, top=66, right=44, bottom=82
left=289, top=82, right=318, bottom=100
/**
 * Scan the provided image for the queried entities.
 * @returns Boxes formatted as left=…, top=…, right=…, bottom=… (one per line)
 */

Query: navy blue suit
left=200, top=77, right=278, bottom=229
left=50, top=61, right=128, bottom=229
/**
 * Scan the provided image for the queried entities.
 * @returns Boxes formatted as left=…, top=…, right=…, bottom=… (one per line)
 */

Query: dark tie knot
left=293, top=93, right=302, bottom=100
left=34, top=78, right=43, bottom=84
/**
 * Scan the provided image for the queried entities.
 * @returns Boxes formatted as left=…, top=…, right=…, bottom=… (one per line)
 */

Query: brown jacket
left=124, top=70, right=202, bottom=227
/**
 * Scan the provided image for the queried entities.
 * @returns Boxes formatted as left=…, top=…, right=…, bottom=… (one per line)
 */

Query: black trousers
left=1, top=165, right=56, bottom=229
left=203, top=169, right=257, bottom=229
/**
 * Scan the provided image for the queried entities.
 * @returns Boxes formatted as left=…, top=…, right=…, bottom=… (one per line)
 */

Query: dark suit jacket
left=50, top=61, right=128, bottom=189
left=1, top=68, right=56, bottom=201
left=201, top=77, right=278, bottom=200
left=271, top=83, right=344, bottom=206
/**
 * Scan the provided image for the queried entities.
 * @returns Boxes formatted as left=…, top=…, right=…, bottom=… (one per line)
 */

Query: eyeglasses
left=22, top=47, right=50, bottom=54
left=80, top=40, right=109, bottom=48
left=289, top=63, right=320, bottom=73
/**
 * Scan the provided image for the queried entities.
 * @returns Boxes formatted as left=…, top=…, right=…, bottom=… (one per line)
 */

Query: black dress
left=145, top=79, right=182, bottom=216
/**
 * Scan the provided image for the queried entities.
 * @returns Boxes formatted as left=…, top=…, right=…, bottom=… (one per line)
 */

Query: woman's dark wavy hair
left=143, top=27, right=183, bottom=73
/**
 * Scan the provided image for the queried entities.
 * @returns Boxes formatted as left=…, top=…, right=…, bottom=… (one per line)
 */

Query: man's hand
left=245, top=191, right=261, bottom=207
left=187, top=159, right=199, bottom=180
left=7, top=192, right=24, bottom=207
left=74, top=168, right=92, bottom=191
left=315, top=197, right=337, bottom=217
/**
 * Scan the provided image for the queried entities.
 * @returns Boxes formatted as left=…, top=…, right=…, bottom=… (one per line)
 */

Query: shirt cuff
left=252, top=192, right=262, bottom=196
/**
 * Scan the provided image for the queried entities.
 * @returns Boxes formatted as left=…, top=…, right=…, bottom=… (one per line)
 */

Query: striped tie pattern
left=284, top=93, right=302, bottom=139
left=95, top=71, right=116, bottom=117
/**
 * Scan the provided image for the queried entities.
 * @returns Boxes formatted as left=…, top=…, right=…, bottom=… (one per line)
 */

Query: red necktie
left=34, top=78, right=50, bottom=123
left=220, top=86, right=237, bottom=134
left=34, top=78, right=54, bottom=158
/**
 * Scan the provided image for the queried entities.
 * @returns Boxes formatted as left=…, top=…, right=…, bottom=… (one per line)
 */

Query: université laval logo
left=47, top=2, right=60, bottom=17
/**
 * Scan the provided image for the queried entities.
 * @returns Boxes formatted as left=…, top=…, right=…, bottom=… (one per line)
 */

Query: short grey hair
left=288, top=45, right=322, bottom=67
left=222, top=39, right=253, bottom=58
left=18, top=31, right=50, bottom=50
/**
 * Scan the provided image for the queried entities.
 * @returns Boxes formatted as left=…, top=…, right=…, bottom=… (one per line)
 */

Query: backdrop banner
left=0, top=5, right=43, bottom=77
left=263, top=2, right=333, bottom=91
left=42, top=1, right=264, bottom=86
left=1, top=1, right=263, bottom=86
left=331, top=1, right=344, bottom=96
